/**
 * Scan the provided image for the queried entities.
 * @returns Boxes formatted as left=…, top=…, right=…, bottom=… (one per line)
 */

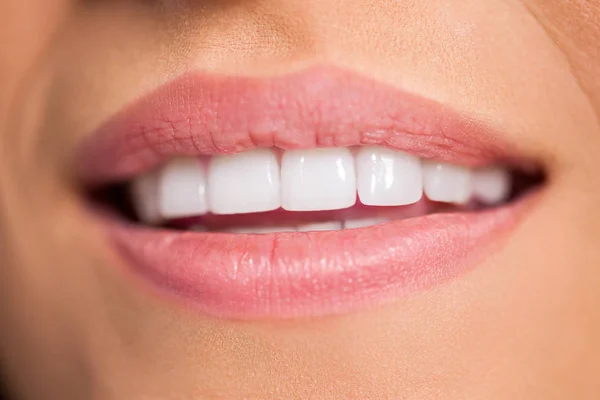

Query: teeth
left=222, top=226, right=296, bottom=234
left=473, top=167, right=512, bottom=205
left=297, top=221, right=343, bottom=232
left=158, top=158, right=208, bottom=219
left=423, top=161, right=473, bottom=204
left=281, top=148, right=357, bottom=211
left=131, top=148, right=515, bottom=226
left=208, top=149, right=281, bottom=214
left=356, top=146, right=423, bottom=206
left=343, top=217, right=387, bottom=229
left=131, top=171, right=162, bottom=224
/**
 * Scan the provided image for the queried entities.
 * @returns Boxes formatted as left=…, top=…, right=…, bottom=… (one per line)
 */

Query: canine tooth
left=356, top=146, right=423, bottom=206
left=296, top=221, right=342, bottom=232
left=473, top=167, right=512, bottom=205
left=158, top=158, right=208, bottom=218
left=131, top=171, right=162, bottom=224
left=423, top=161, right=473, bottom=204
left=281, top=148, right=356, bottom=211
left=208, top=149, right=281, bottom=214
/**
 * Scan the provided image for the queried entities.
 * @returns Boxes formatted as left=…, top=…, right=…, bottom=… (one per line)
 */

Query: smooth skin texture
left=1, top=0, right=600, bottom=398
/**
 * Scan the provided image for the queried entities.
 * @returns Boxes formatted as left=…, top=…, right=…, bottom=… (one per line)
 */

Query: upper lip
left=79, top=65, right=540, bottom=319
left=77, top=65, right=520, bottom=186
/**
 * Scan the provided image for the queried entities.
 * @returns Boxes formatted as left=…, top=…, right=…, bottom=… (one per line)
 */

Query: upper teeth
left=422, top=161, right=472, bottom=205
left=281, top=148, right=357, bottom=211
left=208, top=149, right=281, bottom=215
left=356, top=146, right=423, bottom=206
left=131, top=146, right=512, bottom=223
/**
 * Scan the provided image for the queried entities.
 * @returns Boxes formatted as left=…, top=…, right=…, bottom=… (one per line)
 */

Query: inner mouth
left=88, top=146, right=545, bottom=234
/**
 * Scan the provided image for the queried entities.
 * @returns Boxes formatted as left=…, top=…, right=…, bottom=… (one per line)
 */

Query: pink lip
left=80, top=66, right=533, bottom=319
left=79, top=66, right=512, bottom=185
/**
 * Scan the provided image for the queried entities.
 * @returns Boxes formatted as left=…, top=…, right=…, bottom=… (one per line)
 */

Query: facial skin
left=1, top=0, right=600, bottom=398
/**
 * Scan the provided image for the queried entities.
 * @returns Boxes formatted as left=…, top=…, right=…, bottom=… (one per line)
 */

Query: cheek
left=0, top=0, right=72, bottom=86
left=523, top=0, right=600, bottom=107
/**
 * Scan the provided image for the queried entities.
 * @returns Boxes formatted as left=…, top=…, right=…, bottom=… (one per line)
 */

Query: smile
left=79, top=66, right=544, bottom=319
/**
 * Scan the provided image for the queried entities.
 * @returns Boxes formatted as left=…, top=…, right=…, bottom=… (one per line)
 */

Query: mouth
left=79, top=66, right=545, bottom=319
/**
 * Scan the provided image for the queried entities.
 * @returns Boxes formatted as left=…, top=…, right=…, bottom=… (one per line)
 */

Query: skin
left=1, top=0, right=600, bottom=398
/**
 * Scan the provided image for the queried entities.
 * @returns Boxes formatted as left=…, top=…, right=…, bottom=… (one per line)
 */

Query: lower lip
left=102, top=194, right=534, bottom=319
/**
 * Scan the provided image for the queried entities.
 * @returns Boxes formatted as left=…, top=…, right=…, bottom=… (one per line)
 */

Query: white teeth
left=131, top=171, right=162, bottom=224
left=343, top=217, right=387, bottom=229
left=423, top=161, right=473, bottom=204
left=158, top=158, right=208, bottom=219
left=281, top=148, right=357, bottom=211
left=297, top=221, right=343, bottom=232
left=473, top=167, right=512, bottom=205
left=208, top=149, right=281, bottom=215
left=356, top=146, right=423, bottom=206
left=132, top=147, right=515, bottom=227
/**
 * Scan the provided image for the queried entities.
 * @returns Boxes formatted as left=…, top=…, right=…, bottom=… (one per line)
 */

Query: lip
left=80, top=66, right=536, bottom=319
left=78, top=66, right=515, bottom=185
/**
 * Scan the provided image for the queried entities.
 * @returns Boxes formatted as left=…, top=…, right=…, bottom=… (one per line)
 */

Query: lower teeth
left=192, top=217, right=389, bottom=234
